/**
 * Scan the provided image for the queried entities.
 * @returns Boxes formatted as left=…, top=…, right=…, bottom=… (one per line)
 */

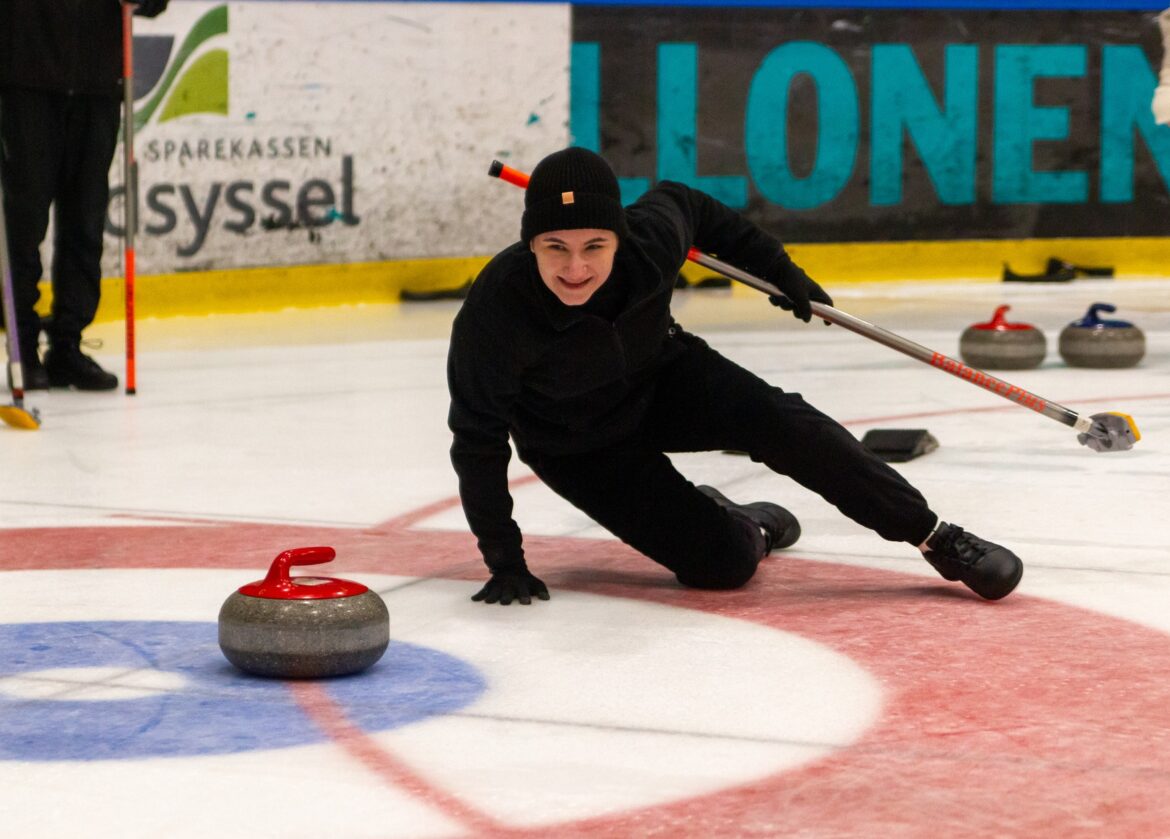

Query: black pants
left=522, top=330, right=938, bottom=590
left=0, top=87, right=121, bottom=354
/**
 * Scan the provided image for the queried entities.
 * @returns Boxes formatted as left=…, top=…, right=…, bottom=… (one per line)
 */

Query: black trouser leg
left=523, top=441, right=766, bottom=590
left=48, top=94, right=120, bottom=346
left=647, top=330, right=938, bottom=546
left=0, top=88, right=59, bottom=357
left=520, top=331, right=937, bottom=589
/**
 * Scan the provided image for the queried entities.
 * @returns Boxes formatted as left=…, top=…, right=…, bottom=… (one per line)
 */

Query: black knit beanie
left=520, top=147, right=629, bottom=244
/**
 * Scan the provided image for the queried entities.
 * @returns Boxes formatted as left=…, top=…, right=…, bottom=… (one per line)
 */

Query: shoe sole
left=929, top=548, right=1024, bottom=601
left=47, top=382, right=119, bottom=391
left=697, top=485, right=801, bottom=552
left=743, top=502, right=801, bottom=551
left=970, top=555, right=1024, bottom=601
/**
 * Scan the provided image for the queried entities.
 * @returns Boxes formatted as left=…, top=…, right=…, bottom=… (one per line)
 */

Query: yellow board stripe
left=81, top=256, right=489, bottom=322
left=782, top=236, right=1170, bottom=283
left=31, top=236, right=1169, bottom=322
left=685, top=236, right=1170, bottom=291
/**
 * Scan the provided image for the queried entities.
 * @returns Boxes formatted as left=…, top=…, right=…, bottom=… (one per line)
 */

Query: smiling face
left=529, top=228, right=619, bottom=306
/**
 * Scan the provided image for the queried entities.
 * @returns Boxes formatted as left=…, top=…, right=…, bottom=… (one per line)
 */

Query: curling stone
left=958, top=305, right=1046, bottom=370
left=218, top=546, right=389, bottom=679
left=1059, top=303, right=1146, bottom=369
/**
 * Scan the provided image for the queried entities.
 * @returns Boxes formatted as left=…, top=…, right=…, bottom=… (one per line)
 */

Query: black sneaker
left=923, top=522, right=1023, bottom=600
left=44, top=345, right=118, bottom=391
left=7, top=355, right=49, bottom=391
left=697, top=485, right=801, bottom=553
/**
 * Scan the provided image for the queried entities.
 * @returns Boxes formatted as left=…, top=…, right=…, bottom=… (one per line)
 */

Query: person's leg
left=696, top=483, right=800, bottom=552
left=523, top=441, right=766, bottom=590
left=648, top=329, right=938, bottom=545
left=44, top=93, right=120, bottom=389
left=0, top=88, right=62, bottom=385
left=646, top=328, right=1022, bottom=599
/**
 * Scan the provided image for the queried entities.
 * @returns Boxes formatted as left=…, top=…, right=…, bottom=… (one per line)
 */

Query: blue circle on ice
left=0, top=621, right=486, bottom=761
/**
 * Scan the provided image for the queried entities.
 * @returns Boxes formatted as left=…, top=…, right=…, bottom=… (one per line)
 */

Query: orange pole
left=121, top=1, right=137, bottom=395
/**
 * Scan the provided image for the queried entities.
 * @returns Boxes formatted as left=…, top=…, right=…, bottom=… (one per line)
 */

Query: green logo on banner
left=134, top=5, right=229, bottom=131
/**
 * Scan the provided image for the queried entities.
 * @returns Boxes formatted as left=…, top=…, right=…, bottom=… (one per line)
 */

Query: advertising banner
left=571, top=5, right=1170, bottom=242
left=105, top=2, right=570, bottom=277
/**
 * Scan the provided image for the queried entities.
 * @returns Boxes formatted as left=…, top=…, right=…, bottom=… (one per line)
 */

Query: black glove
left=132, top=0, right=169, bottom=19
left=765, top=257, right=833, bottom=323
left=471, top=562, right=550, bottom=605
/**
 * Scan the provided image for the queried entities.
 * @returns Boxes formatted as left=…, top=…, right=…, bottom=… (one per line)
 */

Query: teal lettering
left=1100, top=45, right=1170, bottom=202
left=570, top=41, right=649, bottom=205
left=657, top=43, right=747, bottom=207
left=569, top=43, right=600, bottom=149
left=871, top=44, right=977, bottom=206
left=745, top=42, right=858, bottom=210
left=993, top=45, right=1087, bottom=203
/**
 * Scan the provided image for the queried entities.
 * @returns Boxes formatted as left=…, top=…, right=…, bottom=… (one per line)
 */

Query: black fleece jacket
left=0, top=0, right=166, bottom=98
left=447, top=181, right=790, bottom=571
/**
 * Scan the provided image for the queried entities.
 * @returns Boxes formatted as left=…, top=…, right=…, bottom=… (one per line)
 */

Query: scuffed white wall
left=103, top=2, right=570, bottom=276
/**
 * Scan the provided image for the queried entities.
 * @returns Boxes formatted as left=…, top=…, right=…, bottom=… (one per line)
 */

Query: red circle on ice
left=5, top=492, right=1170, bottom=836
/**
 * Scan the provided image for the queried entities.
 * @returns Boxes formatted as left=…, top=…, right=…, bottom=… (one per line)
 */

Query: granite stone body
left=959, top=306, right=1046, bottom=370
left=1059, top=315, right=1146, bottom=369
left=218, top=589, right=390, bottom=679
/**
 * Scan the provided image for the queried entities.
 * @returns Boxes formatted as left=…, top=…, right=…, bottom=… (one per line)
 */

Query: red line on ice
left=287, top=681, right=509, bottom=834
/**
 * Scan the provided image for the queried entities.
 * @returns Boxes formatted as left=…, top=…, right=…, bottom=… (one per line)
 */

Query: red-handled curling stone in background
left=958, top=305, right=1047, bottom=370
left=218, top=546, right=389, bottom=679
left=1059, top=302, right=1146, bottom=369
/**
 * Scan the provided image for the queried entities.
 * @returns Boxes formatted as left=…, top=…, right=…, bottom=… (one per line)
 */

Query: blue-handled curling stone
left=1059, top=303, right=1145, bottom=369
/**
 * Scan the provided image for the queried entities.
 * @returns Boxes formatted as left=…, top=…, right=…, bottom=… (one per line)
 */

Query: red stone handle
left=262, top=546, right=336, bottom=587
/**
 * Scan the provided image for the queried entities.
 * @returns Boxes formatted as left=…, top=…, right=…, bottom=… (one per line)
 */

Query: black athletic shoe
left=697, top=485, right=801, bottom=553
left=923, top=522, right=1023, bottom=600
left=7, top=355, right=49, bottom=391
left=45, top=345, right=118, bottom=391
